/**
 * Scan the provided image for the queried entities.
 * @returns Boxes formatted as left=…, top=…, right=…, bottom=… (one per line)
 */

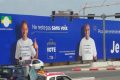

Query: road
left=45, top=65, right=120, bottom=80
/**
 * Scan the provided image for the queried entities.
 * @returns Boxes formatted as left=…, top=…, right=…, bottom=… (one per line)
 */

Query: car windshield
left=57, top=76, right=72, bottom=80
left=37, top=75, right=46, bottom=80
left=33, top=60, right=40, bottom=64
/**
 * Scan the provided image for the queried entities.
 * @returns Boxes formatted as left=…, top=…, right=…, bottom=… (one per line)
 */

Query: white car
left=29, top=59, right=44, bottom=70
left=37, top=72, right=72, bottom=80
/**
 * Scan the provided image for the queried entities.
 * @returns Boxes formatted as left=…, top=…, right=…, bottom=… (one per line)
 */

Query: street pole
left=83, top=7, right=85, bottom=18
left=101, top=14, right=106, bottom=61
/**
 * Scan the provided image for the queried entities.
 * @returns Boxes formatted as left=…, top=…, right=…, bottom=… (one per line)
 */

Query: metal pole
left=101, top=14, right=106, bottom=61
left=83, top=7, right=85, bottom=18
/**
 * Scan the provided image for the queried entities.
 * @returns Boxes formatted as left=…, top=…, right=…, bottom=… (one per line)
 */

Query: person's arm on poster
left=93, top=40, right=97, bottom=62
left=33, top=38, right=38, bottom=59
left=15, top=41, right=20, bottom=64
left=79, top=41, right=83, bottom=63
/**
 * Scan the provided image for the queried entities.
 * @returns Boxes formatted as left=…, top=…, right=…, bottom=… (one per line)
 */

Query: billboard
left=0, top=13, right=119, bottom=64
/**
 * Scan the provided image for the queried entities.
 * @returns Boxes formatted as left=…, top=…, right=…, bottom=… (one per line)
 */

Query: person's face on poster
left=21, top=23, right=28, bottom=40
left=85, top=24, right=90, bottom=39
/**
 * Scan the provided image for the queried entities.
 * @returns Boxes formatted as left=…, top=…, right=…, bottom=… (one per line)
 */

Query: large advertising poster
left=0, top=13, right=119, bottom=64
left=105, top=20, right=120, bottom=59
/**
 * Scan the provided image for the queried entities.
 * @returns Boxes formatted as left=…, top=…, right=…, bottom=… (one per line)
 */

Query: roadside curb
left=72, top=67, right=120, bottom=72
left=45, top=64, right=90, bottom=69
left=91, top=61, right=120, bottom=67
left=45, top=61, right=120, bottom=72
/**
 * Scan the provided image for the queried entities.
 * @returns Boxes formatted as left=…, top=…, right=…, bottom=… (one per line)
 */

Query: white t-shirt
left=79, top=37, right=97, bottom=60
left=15, top=38, right=36, bottom=61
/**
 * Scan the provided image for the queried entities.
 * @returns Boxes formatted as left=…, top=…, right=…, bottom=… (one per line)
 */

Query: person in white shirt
left=79, top=23, right=97, bottom=63
left=15, top=20, right=38, bottom=65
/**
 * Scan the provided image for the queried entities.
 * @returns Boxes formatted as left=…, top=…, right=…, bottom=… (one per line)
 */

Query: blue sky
left=0, top=0, right=120, bottom=20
